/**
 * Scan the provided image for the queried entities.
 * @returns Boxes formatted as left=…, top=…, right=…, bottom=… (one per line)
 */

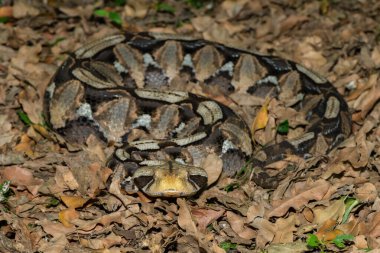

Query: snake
left=44, top=32, right=352, bottom=197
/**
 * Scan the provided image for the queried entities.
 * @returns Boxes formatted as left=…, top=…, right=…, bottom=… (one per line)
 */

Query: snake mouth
left=132, top=161, right=208, bottom=197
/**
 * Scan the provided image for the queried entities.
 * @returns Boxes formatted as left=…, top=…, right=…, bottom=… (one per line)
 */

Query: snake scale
left=44, top=32, right=352, bottom=197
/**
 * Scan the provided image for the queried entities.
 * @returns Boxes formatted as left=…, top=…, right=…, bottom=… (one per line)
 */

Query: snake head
left=132, top=161, right=208, bottom=197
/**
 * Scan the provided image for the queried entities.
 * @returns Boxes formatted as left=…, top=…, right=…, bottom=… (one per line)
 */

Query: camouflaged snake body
left=44, top=32, right=352, bottom=196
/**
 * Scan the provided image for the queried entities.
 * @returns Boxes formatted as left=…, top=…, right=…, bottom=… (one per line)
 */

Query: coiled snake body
left=44, top=32, right=351, bottom=197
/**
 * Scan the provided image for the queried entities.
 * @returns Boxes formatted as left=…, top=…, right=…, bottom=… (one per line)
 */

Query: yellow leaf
left=59, top=207, right=79, bottom=228
left=14, top=134, right=34, bottom=157
left=61, top=195, right=89, bottom=209
left=315, top=218, right=344, bottom=241
left=251, top=98, right=270, bottom=134
left=32, top=124, right=52, bottom=140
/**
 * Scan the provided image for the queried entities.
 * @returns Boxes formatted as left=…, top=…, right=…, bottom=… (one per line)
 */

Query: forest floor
left=0, top=0, right=379, bottom=252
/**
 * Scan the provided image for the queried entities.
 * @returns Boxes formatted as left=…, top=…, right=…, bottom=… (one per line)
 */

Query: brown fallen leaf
left=355, top=183, right=377, bottom=202
left=250, top=217, right=276, bottom=248
left=354, top=235, right=368, bottom=249
left=280, top=15, right=308, bottom=33
left=177, top=198, right=198, bottom=236
left=74, top=210, right=132, bottom=232
left=313, top=199, right=346, bottom=227
left=12, top=0, right=40, bottom=18
left=352, top=81, right=380, bottom=121
left=0, top=166, right=43, bottom=195
left=201, top=152, right=223, bottom=186
left=18, top=88, right=44, bottom=125
left=337, top=217, right=366, bottom=236
left=124, top=0, right=149, bottom=18
left=273, top=214, right=298, bottom=243
left=315, top=219, right=344, bottom=241
left=226, top=211, right=256, bottom=240
left=367, top=212, right=380, bottom=238
left=80, top=233, right=123, bottom=250
left=246, top=202, right=266, bottom=223
left=268, top=179, right=331, bottom=218
left=266, top=241, right=309, bottom=253
left=38, top=235, right=68, bottom=253
left=55, top=165, right=79, bottom=191
left=38, top=219, right=76, bottom=239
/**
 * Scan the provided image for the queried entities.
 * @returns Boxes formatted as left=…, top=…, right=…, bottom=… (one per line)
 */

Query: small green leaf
left=46, top=197, right=60, bottom=208
left=186, top=0, right=204, bottom=9
left=108, top=11, right=122, bottom=25
left=224, top=182, right=239, bottom=192
left=277, top=120, right=289, bottom=134
left=114, top=0, right=126, bottom=6
left=320, top=0, right=330, bottom=15
left=219, top=241, right=237, bottom=251
left=156, top=2, right=176, bottom=14
left=207, top=224, right=214, bottom=231
left=17, top=110, right=33, bottom=126
left=0, top=181, right=11, bottom=202
left=306, top=234, right=321, bottom=248
left=0, top=17, right=9, bottom=23
left=342, top=197, right=360, bottom=224
left=94, top=9, right=122, bottom=25
left=48, top=37, right=65, bottom=47
left=94, top=9, right=109, bottom=17
left=332, top=234, right=354, bottom=249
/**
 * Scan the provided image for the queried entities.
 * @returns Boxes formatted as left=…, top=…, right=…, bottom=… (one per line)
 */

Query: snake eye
left=133, top=175, right=154, bottom=190
left=188, top=174, right=208, bottom=190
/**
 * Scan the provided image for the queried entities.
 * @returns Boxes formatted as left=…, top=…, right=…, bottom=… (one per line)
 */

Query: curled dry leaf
left=354, top=235, right=368, bottom=249
left=12, top=0, right=40, bottom=18
left=74, top=210, right=132, bottom=232
left=352, top=80, right=380, bottom=121
left=70, top=160, right=112, bottom=197
left=268, top=179, right=331, bottom=218
left=355, top=183, right=377, bottom=202
left=280, top=15, right=308, bottom=33
left=191, top=16, right=214, bottom=33
left=124, top=0, right=149, bottom=18
left=337, top=217, right=366, bottom=236
left=250, top=217, right=276, bottom=248
left=177, top=198, right=198, bottom=236
left=55, top=165, right=79, bottom=191
left=0, top=114, right=17, bottom=147
left=367, top=212, right=380, bottom=238
left=266, top=241, right=308, bottom=253
left=18, top=88, right=44, bottom=125
left=38, top=220, right=76, bottom=239
left=80, top=233, right=123, bottom=250
left=191, top=208, right=224, bottom=233
left=226, top=211, right=256, bottom=240
left=37, top=235, right=68, bottom=253
left=201, top=153, right=223, bottom=186
left=108, top=166, right=134, bottom=206
left=220, top=0, right=248, bottom=19
left=273, top=214, right=298, bottom=243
